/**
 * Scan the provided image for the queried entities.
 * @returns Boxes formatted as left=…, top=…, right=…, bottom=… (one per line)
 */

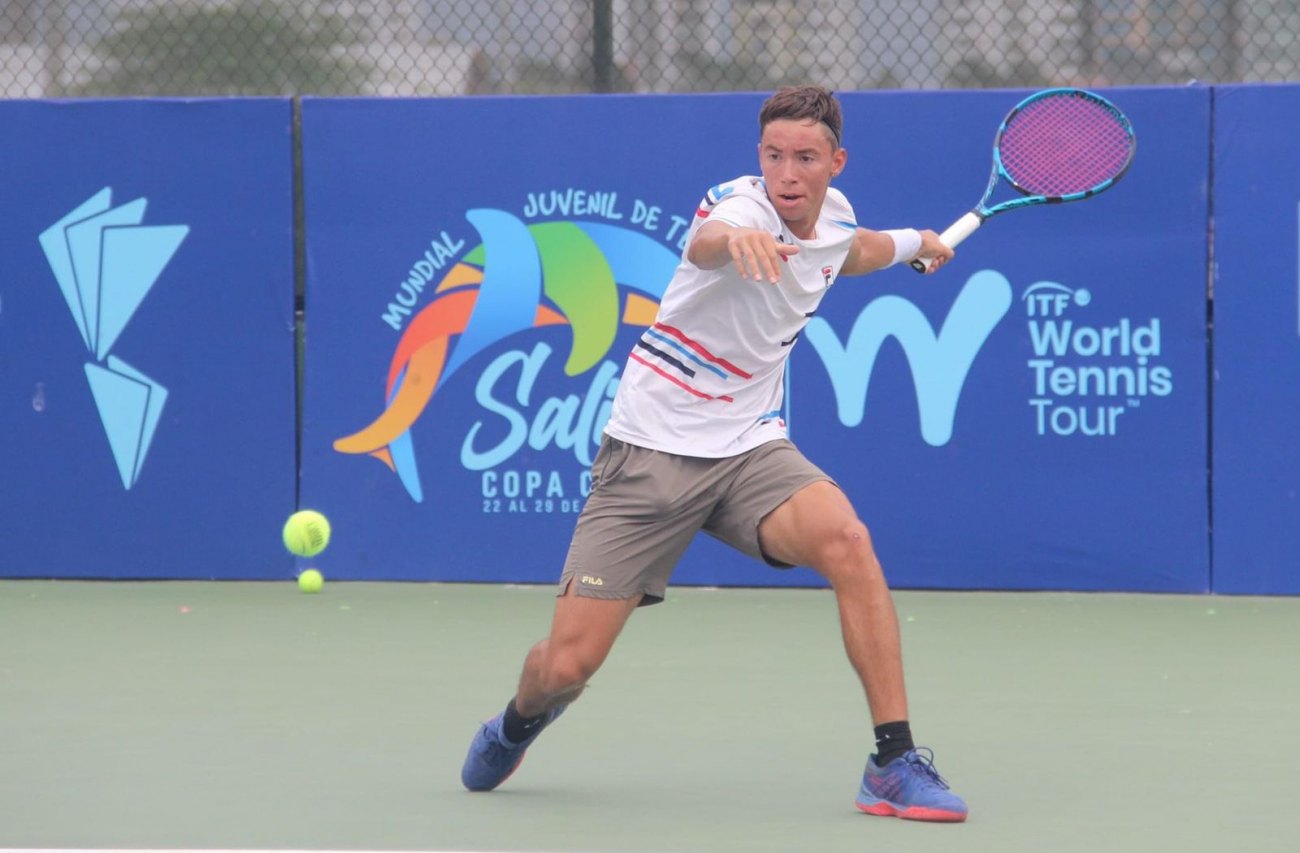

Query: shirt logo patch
left=823, top=266, right=835, bottom=288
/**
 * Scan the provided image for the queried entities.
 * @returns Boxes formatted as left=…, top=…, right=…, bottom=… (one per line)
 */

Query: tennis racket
left=912, top=87, right=1136, bottom=273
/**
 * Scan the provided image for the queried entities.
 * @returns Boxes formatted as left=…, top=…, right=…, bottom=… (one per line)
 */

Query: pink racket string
left=998, top=92, right=1133, bottom=197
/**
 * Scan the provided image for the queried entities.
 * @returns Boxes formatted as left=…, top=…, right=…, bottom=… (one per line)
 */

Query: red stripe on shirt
left=651, top=323, right=753, bottom=379
left=629, top=353, right=734, bottom=402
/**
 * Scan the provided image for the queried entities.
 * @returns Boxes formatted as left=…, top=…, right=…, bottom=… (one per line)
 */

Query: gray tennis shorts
left=558, top=436, right=835, bottom=606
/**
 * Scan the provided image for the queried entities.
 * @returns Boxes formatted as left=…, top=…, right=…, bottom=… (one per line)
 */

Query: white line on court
left=0, top=849, right=524, bottom=853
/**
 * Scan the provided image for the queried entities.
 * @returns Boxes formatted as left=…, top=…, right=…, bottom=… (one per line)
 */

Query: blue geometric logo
left=39, top=187, right=189, bottom=489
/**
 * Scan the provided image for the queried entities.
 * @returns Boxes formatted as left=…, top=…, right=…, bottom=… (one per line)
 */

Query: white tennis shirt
left=603, top=175, right=858, bottom=457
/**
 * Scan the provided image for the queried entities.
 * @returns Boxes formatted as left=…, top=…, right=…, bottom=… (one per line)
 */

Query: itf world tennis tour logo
left=39, top=187, right=189, bottom=490
left=1021, top=282, right=1173, bottom=436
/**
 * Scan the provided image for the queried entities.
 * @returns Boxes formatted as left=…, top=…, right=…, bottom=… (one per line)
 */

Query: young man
left=461, top=85, right=967, bottom=823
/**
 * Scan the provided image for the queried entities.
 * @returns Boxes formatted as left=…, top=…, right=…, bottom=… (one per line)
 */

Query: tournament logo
left=39, top=187, right=189, bottom=489
left=1022, top=281, right=1172, bottom=436
left=333, top=202, right=682, bottom=505
left=805, top=269, right=1014, bottom=445
left=803, top=270, right=1172, bottom=443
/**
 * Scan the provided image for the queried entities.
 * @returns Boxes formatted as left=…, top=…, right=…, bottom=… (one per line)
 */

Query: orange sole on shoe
left=856, top=800, right=968, bottom=822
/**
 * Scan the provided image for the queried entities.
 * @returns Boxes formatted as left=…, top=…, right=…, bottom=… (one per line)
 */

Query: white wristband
left=882, top=228, right=922, bottom=267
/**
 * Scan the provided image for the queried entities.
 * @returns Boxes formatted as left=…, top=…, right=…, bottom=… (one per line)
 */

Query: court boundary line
left=0, top=849, right=522, bottom=853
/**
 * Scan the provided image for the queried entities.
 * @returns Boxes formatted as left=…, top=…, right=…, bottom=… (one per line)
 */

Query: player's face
left=758, top=119, right=847, bottom=239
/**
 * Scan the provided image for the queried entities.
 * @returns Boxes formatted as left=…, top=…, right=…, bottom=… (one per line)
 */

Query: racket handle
left=909, top=212, right=983, bottom=273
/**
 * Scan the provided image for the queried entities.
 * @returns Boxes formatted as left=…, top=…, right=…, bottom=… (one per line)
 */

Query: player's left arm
left=841, top=227, right=953, bottom=276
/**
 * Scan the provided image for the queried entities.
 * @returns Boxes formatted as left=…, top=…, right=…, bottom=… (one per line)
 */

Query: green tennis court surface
left=3, top=580, right=1297, bottom=852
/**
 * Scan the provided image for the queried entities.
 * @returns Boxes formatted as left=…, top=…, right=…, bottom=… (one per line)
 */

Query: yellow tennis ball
left=283, top=509, right=331, bottom=557
left=298, top=569, right=324, bottom=593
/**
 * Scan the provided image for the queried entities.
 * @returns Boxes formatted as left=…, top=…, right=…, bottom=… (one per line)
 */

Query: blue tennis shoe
left=855, top=747, right=968, bottom=822
left=461, top=705, right=566, bottom=791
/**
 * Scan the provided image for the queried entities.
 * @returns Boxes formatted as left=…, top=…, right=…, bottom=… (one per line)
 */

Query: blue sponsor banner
left=1210, top=84, right=1300, bottom=594
left=301, top=89, right=1210, bottom=591
left=0, top=100, right=296, bottom=579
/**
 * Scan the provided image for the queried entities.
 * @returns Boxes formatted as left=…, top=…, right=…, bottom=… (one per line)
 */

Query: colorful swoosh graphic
left=333, top=210, right=678, bottom=502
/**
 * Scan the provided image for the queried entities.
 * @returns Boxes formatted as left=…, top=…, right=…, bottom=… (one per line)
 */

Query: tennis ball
left=298, top=569, right=324, bottom=594
left=283, top=509, right=331, bottom=557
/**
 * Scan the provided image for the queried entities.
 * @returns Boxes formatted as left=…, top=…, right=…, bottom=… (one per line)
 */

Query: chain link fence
left=2, top=0, right=1297, bottom=98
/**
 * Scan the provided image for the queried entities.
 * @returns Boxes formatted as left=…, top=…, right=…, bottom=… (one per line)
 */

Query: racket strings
left=998, top=93, right=1133, bottom=197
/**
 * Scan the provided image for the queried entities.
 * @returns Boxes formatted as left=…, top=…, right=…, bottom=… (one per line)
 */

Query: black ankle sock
left=874, top=720, right=914, bottom=766
left=501, top=698, right=548, bottom=744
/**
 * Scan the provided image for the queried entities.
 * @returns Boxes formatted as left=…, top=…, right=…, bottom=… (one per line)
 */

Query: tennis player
left=462, top=85, right=967, bottom=823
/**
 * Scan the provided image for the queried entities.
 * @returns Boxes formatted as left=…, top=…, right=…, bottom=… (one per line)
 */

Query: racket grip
left=909, top=212, right=983, bottom=273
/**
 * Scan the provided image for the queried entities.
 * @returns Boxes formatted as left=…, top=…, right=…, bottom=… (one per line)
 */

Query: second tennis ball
left=283, top=509, right=331, bottom=557
left=298, top=569, right=324, bottom=593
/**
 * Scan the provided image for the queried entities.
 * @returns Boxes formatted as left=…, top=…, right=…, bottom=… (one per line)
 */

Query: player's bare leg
left=759, top=480, right=967, bottom=821
left=461, top=584, right=640, bottom=791
left=758, top=480, right=906, bottom=722
left=514, top=584, right=642, bottom=716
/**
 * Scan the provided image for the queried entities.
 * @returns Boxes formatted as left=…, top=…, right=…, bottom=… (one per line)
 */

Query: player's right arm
left=841, top=227, right=953, bottom=277
left=687, top=220, right=799, bottom=284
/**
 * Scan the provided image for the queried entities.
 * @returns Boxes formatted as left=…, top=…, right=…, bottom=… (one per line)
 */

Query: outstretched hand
left=728, top=228, right=800, bottom=284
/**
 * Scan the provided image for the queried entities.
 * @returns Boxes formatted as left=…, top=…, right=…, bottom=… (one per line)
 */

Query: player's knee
left=542, top=652, right=599, bottom=693
left=812, top=519, right=876, bottom=578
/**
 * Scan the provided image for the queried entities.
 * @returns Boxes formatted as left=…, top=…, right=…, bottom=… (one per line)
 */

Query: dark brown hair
left=759, top=86, right=843, bottom=148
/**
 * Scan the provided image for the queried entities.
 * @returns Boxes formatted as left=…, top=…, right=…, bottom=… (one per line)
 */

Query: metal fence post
left=592, top=0, right=614, bottom=92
